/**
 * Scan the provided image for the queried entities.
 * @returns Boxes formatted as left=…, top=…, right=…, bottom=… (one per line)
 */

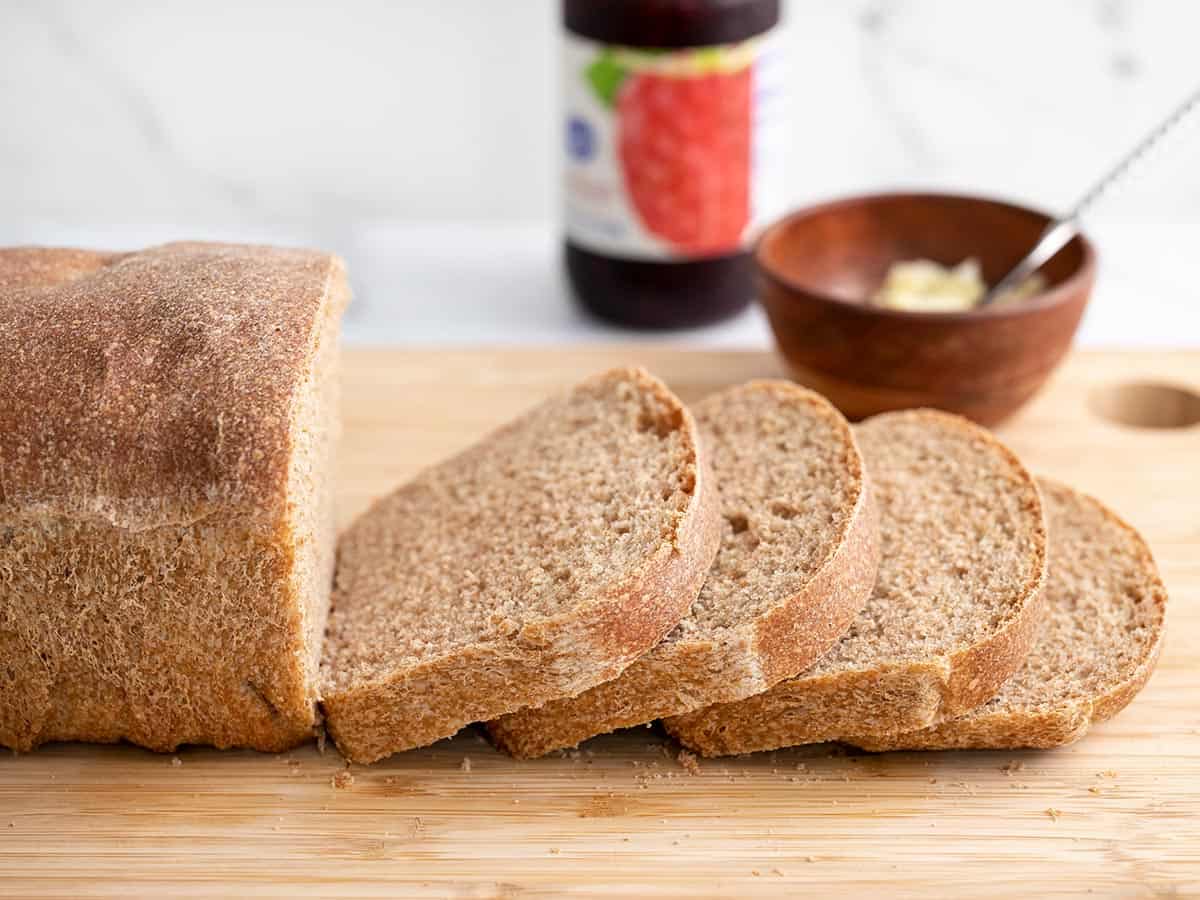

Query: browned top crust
left=0, top=242, right=349, bottom=528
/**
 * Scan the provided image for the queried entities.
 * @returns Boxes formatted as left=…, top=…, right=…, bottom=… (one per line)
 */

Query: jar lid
left=563, top=0, right=780, bottom=48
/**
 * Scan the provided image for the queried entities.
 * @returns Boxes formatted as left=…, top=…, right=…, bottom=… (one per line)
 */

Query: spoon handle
left=1069, top=85, right=1200, bottom=221
left=981, top=84, right=1200, bottom=307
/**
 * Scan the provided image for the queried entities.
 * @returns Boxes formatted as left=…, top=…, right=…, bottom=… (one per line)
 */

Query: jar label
left=563, top=31, right=787, bottom=261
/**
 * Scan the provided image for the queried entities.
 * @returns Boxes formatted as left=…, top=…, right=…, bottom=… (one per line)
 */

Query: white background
left=2, top=0, right=1198, bottom=346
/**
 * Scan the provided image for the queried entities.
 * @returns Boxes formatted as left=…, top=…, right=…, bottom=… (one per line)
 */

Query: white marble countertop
left=4, top=1, right=1197, bottom=348
left=8, top=219, right=1197, bottom=349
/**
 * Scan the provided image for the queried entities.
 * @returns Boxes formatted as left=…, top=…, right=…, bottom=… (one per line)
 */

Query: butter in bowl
left=872, top=257, right=1045, bottom=313
left=755, top=192, right=1097, bottom=426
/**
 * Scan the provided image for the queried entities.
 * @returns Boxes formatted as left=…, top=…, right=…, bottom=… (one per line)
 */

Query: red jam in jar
left=562, top=0, right=785, bottom=328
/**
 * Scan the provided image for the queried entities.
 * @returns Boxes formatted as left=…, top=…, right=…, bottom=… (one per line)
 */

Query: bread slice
left=487, top=381, right=881, bottom=758
left=665, top=409, right=1047, bottom=757
left=0, top=242, right=349, bottom=753
left=846, top=478, right=1167, bottom=751
left=321, top=367, right=721, bottom=764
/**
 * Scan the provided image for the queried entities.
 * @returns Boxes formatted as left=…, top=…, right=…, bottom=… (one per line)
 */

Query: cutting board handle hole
left=1088, top=381, right=1200, bottom=430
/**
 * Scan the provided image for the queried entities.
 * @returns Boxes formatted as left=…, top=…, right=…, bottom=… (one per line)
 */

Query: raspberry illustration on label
left=585, top=46, right=753, bottom=256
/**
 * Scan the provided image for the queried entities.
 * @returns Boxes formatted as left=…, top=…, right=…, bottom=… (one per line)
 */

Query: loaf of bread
left=488, top=381, right=880, bottom=758
left=665, top=409, right=1047, bottom=757
left=321, top=367, right=721, bottom=764
left=0, top=242, right=349, bottom=753
left=847, top=478, right=1167, bottom=751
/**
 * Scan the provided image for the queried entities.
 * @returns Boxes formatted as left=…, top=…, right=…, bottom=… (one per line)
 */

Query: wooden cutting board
left=2, top=348, right=1198, bottom=898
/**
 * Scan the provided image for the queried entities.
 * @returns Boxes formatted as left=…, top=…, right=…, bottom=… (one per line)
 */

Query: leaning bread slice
left=665, top=408, right=1047, bottom=757
left=488, top=381, right=881, bottom=758
left=846, top=478, right=1167, bottom=751
left=321, top=367, right=721, bottom=764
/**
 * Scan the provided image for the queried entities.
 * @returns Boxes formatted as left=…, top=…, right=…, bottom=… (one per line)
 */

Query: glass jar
left=562, top=0, right=785, bottom=328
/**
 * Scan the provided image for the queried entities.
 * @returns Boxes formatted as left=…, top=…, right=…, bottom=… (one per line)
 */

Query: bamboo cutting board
left=1, top=348, right=1198, bottom=898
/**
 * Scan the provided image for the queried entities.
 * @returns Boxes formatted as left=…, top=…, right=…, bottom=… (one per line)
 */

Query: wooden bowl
left=756, top=192, right=1097, bottom=425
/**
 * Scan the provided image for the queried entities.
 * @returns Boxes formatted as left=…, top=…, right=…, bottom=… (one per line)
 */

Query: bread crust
left=664, top=409, right=1048, bottom=757
left=0, top=243, right=345, bottom=526
left=0, top=243, right=349, bottom=753
left=845, top=478, right=1167, bottom=752
left=322, top=368, right=722, bottom=764
left=488, top=382, right=881, bottom=758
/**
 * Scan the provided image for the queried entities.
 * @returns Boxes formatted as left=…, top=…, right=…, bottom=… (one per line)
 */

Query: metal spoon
left=980, top=85, right=1200, bottom=306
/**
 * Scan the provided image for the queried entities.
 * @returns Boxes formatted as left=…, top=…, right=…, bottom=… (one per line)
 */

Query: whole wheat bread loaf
left=0, top=242, right=349, bottom=753
left=847, top=477, right=1167, bottom=751
left=488, top=381, right=880, bottom=758
left=665, top=409, right=1047, bottom=757
left=321, top=367, right=721, bottom=764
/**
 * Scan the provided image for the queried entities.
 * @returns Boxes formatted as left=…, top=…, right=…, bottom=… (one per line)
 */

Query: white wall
left=4, top=0, right=1199, bottom=230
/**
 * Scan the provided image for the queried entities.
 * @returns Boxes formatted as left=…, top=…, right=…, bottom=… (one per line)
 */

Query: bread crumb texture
left=814, top=411, right=1042, bottom=671
left=672, top=381, right=862, bottom=640
left=322, top=367, right=718, bottom=762
left=847, top=478, right=1167, bottom=751
left=487, top=380, right=878, bottom=758
left=0, top=242, right=349, bottom=753
left=665, top=409, right=1046, bottom=755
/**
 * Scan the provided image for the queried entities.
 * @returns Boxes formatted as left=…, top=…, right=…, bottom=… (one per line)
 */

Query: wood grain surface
left=2, top=348, right=1197, bottom=898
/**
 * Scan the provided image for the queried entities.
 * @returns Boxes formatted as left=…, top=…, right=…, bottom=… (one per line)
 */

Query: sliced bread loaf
left=321, top=367, right=721, bottom=764
left=0, top=242, right=348, bottom=753
left=665, top=409, right=1047, bottom=757
left=847, top=478, right=1167, bottom=751
left=488, top=381, right=881, bottom=758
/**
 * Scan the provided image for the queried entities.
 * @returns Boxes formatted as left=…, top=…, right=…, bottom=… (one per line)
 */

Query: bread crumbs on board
left=1045, top=807, right=1062, bottom=821
left=331, top=770, right=355, bottom=789
left=677, top=750, right=701, bottom=775
left=460, top=757, right=472, bottom=772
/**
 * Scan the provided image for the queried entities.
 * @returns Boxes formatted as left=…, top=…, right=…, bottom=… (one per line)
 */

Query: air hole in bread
left=637, top=408, right=675, bottom=439
left=769, top=502, right=799, bottom=520
left=726, top=514, right=750, bottom=535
